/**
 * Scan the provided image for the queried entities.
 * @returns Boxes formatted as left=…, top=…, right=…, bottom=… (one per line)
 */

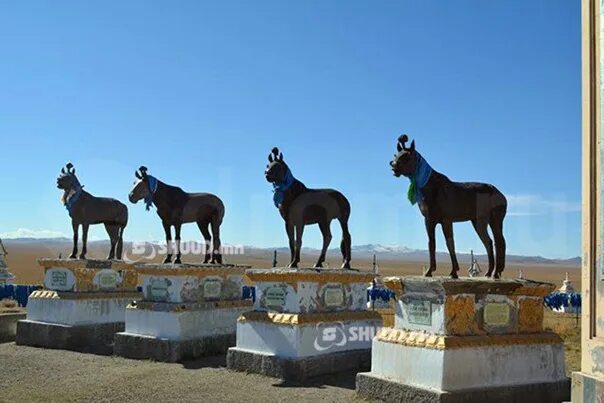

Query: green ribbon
left=407, top=177, right=418, bottom=205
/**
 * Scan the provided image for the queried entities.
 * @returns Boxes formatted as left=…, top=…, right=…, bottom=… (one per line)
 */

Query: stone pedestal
left=16, top=259, right=140, bottom=355
left=227, top=269, right=382, bottom=380
left=0, top=310, right=26, bottom=342
left=114, top=263, right=253, bottom=362
left=356, top=276, right=570, bottom=403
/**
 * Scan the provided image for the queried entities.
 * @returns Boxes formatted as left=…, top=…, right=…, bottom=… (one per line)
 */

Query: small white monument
left=16, top=258, right=140, bottom=354
left=467, top=250, right=481, bottom=278
left=554, top=272, right=580, bottom=314
left=356, top=276, right=569, bottom=402
left=227, top=268, right=382, bottom=380
left=114, top=263, right=253, bottom=362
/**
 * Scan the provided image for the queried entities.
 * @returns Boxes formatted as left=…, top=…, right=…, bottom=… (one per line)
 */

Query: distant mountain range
left=2, top=238, right=581, bottom=267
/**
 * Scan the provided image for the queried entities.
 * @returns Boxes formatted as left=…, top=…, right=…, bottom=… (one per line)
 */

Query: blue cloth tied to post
left=144, top=175, right=158, bottom=211
left=405, top=153, right=433, bottom=205
left=64, top=177, right=83, bottom=213
left=272, top=168, right=295, bottom=208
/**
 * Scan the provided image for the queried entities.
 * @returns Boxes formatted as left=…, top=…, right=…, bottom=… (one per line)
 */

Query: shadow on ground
left=180, top=354, right=226, bottom=370
left=271, top=371, right=358, bottom=390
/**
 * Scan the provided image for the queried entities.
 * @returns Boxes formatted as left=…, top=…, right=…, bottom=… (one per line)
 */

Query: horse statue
left=390, top=135, right=507, bottom=279
left=56, top=163, right=128, bottom=260
left=264, top=147, right=352, bottom=269
left=128, top=166, right=225, bottom=264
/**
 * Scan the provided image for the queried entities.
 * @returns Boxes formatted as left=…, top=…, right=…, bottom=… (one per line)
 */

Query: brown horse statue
left=56, top=163, right=128, bottom=260
left=129, top=166, right=225, bottom=264
left=265, top=147, right=352, bottom=269
left=390, top=135, right=507, bottom=279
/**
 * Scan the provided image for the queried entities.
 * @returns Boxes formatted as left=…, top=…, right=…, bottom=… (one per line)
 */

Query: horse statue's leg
left=70, top=221, right=79, bottom=259
left=289, top=224, right=303, bottom=268
left=174, top=224, right=182, bottom=264
left=490, top=206, right=507, bottom=279
left=285, top=222, right=295, bottom=268
left=441, top=221, right=459, bottom=279
left=197, top=221, right=212, bottom=263
left=162, top=222, right=172, bottom=264
left=338, top=218, right=351, bottom=269
left=210, top=216, right=222, bottom=264
left=424, top=219, right=437, bottom=277
left=315, top=220, right=332, bottom=268
left=79, top=224, right=89, bottom=260
left=104, top=223, right=118, bottom=260
left=472, top=219, right=495, bottom=277
left=116, top=225, right=125, bottom=260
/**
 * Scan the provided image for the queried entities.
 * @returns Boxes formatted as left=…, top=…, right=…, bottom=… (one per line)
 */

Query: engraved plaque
left=203, top=278, right=222, bottom=299
left=44, top=268, right=75, bottom=291
left=406, top=300, right=432, bottom=326
left=484, top=303, right=511, bottom=326
left=94, top=269, right=121, bottom=290
left=324, top=287, right=345, bottom=307
left=265, top=286, right=287, bottom=308
left=148, top=278, right=171, bottom=301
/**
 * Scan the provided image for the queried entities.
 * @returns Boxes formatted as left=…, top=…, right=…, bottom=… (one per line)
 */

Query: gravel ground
left=0, top=343, right=369, bottom=403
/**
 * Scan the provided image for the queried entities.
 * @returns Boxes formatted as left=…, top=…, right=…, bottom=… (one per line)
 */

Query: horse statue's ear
left=398, top=134, right=415, bottom=152
left=61, top=162, right=75, bottom=175
left=278, top=152, right=283, bottom=161
left=397, top=142, right=403, bottom=152
left=135, top=170, right=142, bottom=180
left=61, top=167, right=66, bottom=174
left=268, top=153, right=274, bottom=163
left=139, top=166, right=148, bottom=177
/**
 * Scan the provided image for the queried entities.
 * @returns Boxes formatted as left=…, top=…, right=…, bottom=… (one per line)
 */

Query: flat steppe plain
left=4, top=241, right=580, bottom=288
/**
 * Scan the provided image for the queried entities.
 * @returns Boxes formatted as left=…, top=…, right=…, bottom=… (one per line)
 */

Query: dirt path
left=0, top=343, right=369, bottom=402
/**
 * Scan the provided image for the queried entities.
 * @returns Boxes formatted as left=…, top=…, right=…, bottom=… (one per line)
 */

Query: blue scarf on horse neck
left=144, top=175, right=159, bottom=211
left=272, top=168, right=295, bottom=208
left=405, top=153, right=433, bottom=205
left=64, top=177, right=83, bottom=213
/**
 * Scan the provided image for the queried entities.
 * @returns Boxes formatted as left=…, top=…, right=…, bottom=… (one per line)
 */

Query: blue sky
left=0, top=1, right=580, bottom=258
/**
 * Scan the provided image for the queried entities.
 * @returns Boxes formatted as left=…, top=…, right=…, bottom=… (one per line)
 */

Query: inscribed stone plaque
left=148, top=278, right=171, bottom=301
left=484, top=303, right=510, bottom=326
left=44, top=268, right=75, bottom=291
left=406, top=300, right=432, bottom=326
left=94, top=269, right=121, bottom=290
left=324, top=287, right=345, bottom=307
left=265, top=286, right=287, bottom=308
left=203, top=278, right=222, bottom=299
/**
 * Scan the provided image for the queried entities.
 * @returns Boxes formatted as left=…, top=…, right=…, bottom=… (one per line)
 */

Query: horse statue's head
left=129, top=166, right=158, bottom=210
left=57, top=162, right=81, bottom=191
left=390, top=135, right=418, bottom=177
left=265, top=147, right=290, bottom=184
